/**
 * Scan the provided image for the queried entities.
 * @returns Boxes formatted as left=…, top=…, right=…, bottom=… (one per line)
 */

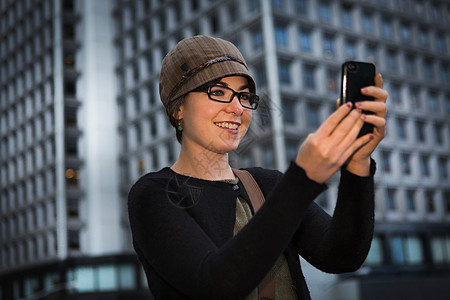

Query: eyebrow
left=217, top=81, right=250, bottom=91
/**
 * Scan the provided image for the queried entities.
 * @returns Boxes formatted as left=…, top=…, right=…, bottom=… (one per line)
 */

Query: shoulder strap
left=232, top=168, right=276, bottom=300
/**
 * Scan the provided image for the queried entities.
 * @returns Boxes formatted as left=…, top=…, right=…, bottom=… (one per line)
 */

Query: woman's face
left=177, top=76, right=253, bottom=154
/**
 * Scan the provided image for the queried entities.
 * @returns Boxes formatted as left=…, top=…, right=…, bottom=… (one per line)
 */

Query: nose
left=226, top=94, right=244, bottom=115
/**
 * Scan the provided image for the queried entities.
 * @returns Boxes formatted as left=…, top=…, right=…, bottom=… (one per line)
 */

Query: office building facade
left=1, top=0, right=449, bottom=299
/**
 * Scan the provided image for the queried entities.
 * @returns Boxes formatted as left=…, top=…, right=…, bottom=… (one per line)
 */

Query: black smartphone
left=340, top=61, right=376, bottom=137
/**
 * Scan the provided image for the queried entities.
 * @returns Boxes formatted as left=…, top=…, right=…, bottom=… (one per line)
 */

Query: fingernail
left=362, top=88, right=369, bottom=93
left=356, top=108, right=362, bottom=113
left=369, top=134, right=374, bottom=140
left=346, top=102, right=352, bottom=108
left=356, top=102, right=362, bottom=107
left=361, top=114, right=367, bottom=120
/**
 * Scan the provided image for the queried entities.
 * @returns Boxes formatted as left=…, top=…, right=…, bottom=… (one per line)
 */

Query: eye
left=240, top=93, right=250, bottom=101
left=209, top=86, right=226, bottom=97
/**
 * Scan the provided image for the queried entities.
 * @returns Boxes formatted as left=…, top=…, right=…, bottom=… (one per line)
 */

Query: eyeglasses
left=194, top=85, right=259, bottom=110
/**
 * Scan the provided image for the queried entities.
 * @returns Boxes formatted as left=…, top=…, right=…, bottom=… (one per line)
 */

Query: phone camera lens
left=348, top=63, right=357, bottom=71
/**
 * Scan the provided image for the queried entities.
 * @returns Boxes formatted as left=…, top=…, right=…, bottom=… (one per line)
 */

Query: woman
left=128, top=35, right=387, bottom=299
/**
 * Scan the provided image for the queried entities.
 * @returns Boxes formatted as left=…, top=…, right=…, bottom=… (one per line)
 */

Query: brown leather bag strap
left=232, top=168, right=276, bottom=300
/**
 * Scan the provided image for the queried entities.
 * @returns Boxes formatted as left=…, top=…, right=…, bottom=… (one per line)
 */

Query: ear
left=173, top=104, right=184, bottom=120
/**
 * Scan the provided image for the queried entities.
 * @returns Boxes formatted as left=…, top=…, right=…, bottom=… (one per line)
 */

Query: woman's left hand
left=345, top=73, right=388, bottom=176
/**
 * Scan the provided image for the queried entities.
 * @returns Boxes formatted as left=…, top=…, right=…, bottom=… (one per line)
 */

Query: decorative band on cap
left=165, top=56, right=247, bottom=105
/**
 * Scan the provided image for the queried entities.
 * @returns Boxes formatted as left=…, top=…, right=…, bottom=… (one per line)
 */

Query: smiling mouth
left=214, top=122, right=239, bottom=130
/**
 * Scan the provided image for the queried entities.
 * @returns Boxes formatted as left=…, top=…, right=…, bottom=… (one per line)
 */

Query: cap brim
left=169, top=60, right=256, bottom=101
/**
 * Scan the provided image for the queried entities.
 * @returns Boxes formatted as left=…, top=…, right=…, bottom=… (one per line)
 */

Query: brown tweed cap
left=159, top=35, right=256, bottom=107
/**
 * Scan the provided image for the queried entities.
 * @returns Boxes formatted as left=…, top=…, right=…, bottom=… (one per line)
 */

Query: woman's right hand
left=295, top=103, right=373, bottom=184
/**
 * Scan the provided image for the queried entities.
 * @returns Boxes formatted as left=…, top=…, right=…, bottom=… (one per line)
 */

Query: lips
left=214, top=122, right=240, bottom=130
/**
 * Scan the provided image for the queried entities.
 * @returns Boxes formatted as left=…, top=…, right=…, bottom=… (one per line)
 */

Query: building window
left=272, top=0, right=284, bottom=10
left=390, top=235, right=424, bottom=265
left=390, top=84, right=401, bottom=107
left=295, top=0, right=308, bottom=15
left=415, top=121, right=426, bottom=143
left=322, top=35, right=335, bottom=58
left=441, top=65, right=449, bottom=84
left=386, top=50, right=397, bottom=73
left=326, top=69, right=338, bottom=93
left=303, top=65, right=316, bottom=90
left=424, top=60, right=434, bottom=80
left=365, top=236, right=384, bottom=266
left=401, top=24, right=412, bottom=42
left=362, top=13, right=373, bottom=33
left=279, top=61, right=291, bottom=84
left=381, top=18, right=393, bottom=39
left=434, top=123, right=444, bottom=145
left=419, top=28, right=429, bottom=46
left=420, top=155, right=430, bottom=177
left=431, top=236, right=450, bottom=264
left=282, top=99, right=295, bottom=125
left=306, top=104, right=320, bottom=129
left=406, top=190, right=416, bottom=212
left=275, top=25, right=288, bottom=47
left=401, top=153, right=411, bottom=175
left=341, top=7, right=352, bottom=28
left=68, top=230, right=80, bottom=250
left=299, top=29, right=312, bottom=53
left=319, top=2, right=332, bottom=23
left=405, top=54, right=416, bottom=78
left=426, top=191, right=435, bottom=213
left=386, top=189, right=396, bottom=211
left=380, top=150, right=391, bottom=173
left=428, top=93, right=438, bottom=112
left=344, top=40, right=356, bottom=60
left=438, top=157, right=448, bottom=180
left=396, top=118, right=407, bottom=140
left=251, top=28, right=263, bottom=51
left=446, top=96, right=450, bottom=113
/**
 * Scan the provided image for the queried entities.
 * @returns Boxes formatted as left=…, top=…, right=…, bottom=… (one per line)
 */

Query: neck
left=171, top=142, right=235, bottom=181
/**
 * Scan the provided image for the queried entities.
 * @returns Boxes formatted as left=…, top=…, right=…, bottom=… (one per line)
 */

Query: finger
left=339, top=134, right=374, bottom=166
left=330, top=108, right=364, bottom=144
left=355, top=101, right=386, bottom=115
left=361, top=86, right=388, bottom=102
left=360, top=114, right=386, bottom=130
left=374, top=73, right=383, bottom=88
left=316, top=102, right=353, bottom=137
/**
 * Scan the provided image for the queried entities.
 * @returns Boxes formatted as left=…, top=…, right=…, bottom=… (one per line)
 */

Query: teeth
left=215, top=122, right=239, bottom=130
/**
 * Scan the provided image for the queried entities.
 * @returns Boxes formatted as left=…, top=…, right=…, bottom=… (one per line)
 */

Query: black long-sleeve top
left=128, top=161, right=375, bottom=299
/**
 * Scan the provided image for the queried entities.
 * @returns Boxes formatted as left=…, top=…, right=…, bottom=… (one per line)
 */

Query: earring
left=177, top=119, right=183, bottom=131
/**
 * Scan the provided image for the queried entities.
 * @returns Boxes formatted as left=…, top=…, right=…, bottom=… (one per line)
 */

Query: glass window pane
left=431, top=237, right=445, bottom=263
left=98, top=265, right=118, bottom=291
left=74, top=266, right=95, bottom=292
left=391, top=237, right=405, bottom=264
left=366, top=236, right=384, bottom=265
left=119, top=264, right=137, bottom=289
left=406, top=236, right=423, bottom=265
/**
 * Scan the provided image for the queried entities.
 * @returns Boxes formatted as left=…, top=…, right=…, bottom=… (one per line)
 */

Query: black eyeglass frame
left=194, top=84, right=259, bottom=110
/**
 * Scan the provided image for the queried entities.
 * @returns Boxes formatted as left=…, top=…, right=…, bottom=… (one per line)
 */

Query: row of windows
left=274, top=14, right=448, bottom=56
left=0, top=0, right=52, bottom=40
left=0, top=170, right=56, bottom=213
left=271, top=0, right=450, bottom=26
left=1, top=261, right=143, bottom=299
left=387, top=117, right=448, bottom=146
left=382, top=188, right=450, bottom=215
left=267, top=25, right=449, bottom=84
left=0, top=77, right=53, bottom=115
left=0, top=231, right=57, bottom=270
left=366, top=233, right=450, bottom=267
left=0, top=46, right=53, bottom=88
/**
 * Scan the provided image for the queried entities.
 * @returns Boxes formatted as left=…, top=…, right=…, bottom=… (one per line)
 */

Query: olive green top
left=227, top=177, right=297, bottom=300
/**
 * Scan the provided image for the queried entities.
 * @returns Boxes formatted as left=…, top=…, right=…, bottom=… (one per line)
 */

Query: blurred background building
left=1, top=0, right=449, bottom=299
